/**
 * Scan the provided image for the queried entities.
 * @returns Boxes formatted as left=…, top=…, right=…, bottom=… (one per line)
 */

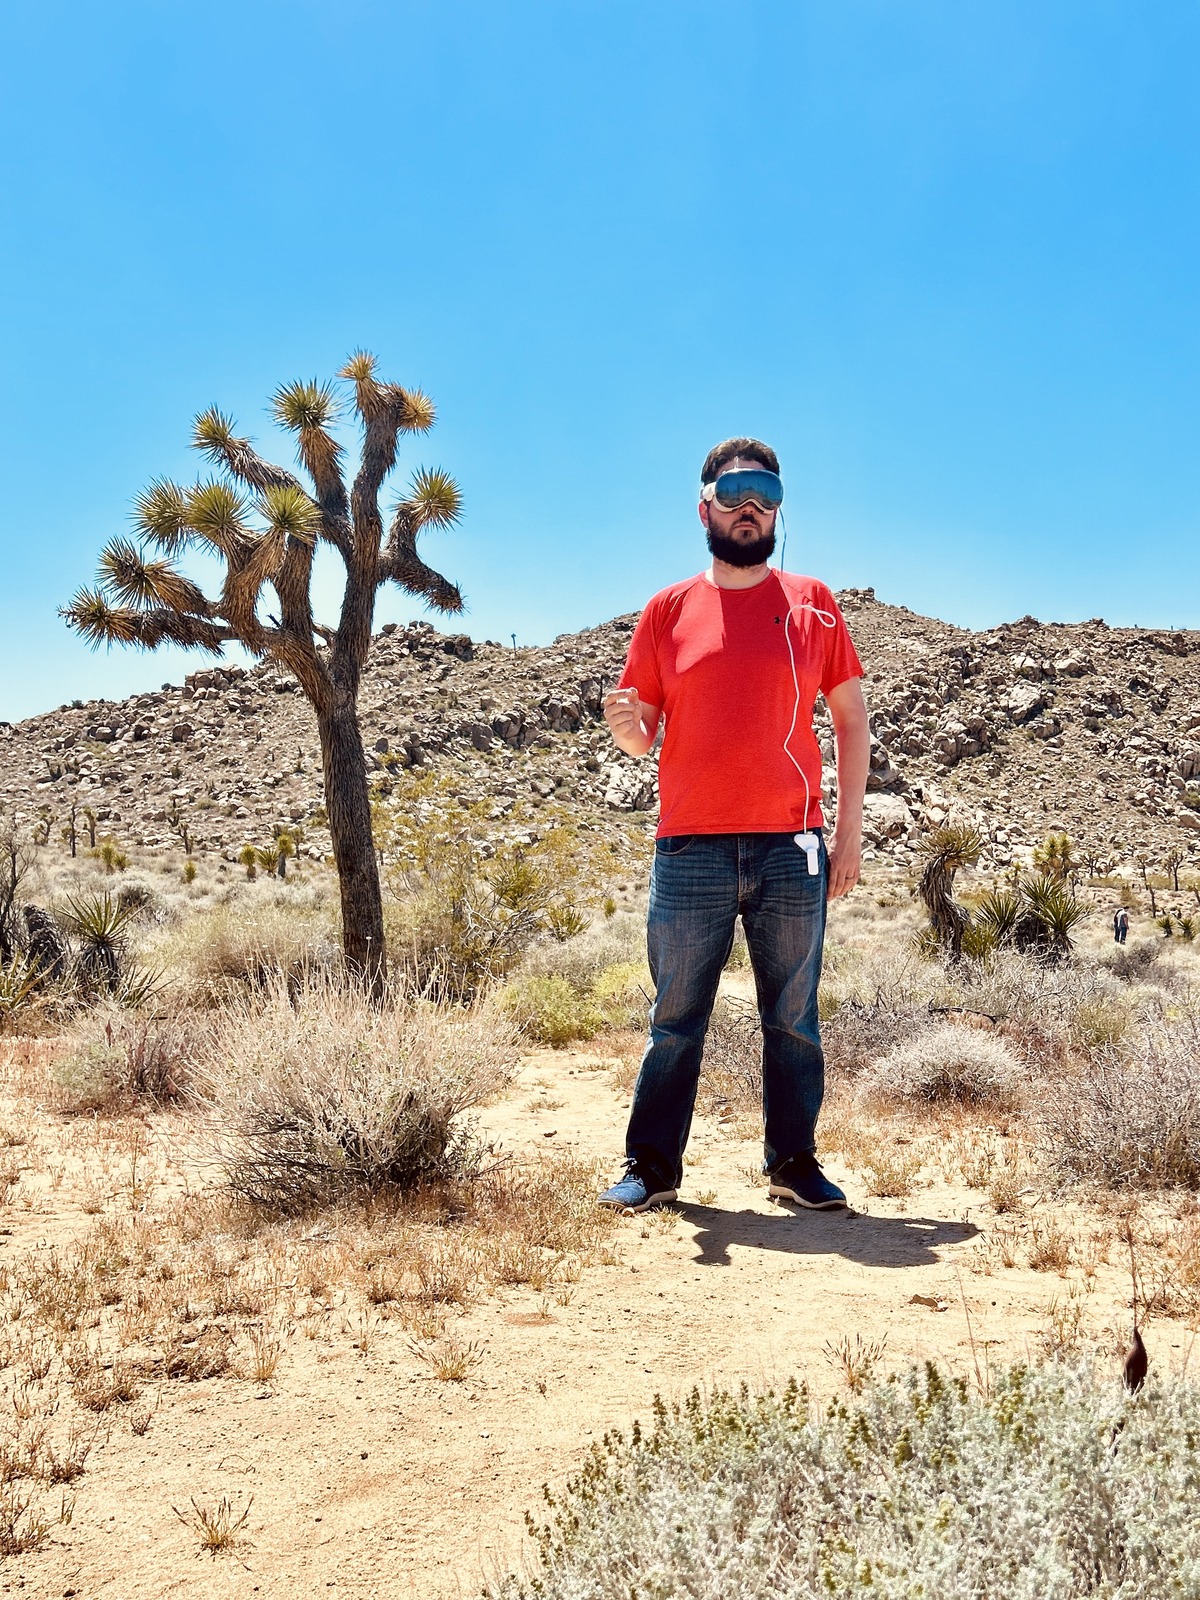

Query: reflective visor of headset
left=703, top=468, right=784, bottom=511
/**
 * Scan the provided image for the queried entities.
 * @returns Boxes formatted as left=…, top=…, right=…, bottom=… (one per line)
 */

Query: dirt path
left=0, top=1043, right=1182, bottom=1600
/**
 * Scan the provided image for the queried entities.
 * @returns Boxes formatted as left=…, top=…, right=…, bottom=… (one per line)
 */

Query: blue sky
left=1, top=1, right=1197, bottom=722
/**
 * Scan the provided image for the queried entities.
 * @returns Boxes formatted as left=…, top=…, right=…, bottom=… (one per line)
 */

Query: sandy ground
left=0, top=1036, right=1188, bottom=1600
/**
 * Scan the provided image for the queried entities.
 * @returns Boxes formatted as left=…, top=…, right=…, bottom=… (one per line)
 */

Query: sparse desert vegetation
left=0, top=787, right=1199, bottom=1594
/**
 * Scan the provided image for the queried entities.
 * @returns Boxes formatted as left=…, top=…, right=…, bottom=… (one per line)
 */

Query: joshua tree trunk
left=63, top=351, right=465, bottom=993
left=319, top=702, right=384, bottom=985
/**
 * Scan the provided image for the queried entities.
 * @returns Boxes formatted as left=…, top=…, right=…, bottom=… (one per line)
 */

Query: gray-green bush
left=491, top=1363, right=1200, bottom=1599
left=858, top=1022, right=1026, bottom=1108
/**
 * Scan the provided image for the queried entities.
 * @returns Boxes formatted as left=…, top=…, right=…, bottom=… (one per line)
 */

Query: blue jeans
left=626, top=832, right=829, bottom=1188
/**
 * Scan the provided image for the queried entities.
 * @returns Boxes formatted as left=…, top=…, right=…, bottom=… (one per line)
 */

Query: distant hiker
left=597, top=438, right=870, bottom=1215
left=1113, top=907, right=1129, bottom=945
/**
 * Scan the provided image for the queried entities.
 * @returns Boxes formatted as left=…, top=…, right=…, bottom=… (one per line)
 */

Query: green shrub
left=591, top=962, right=650, bottom=1030
left=491, top=1362, right=1200, bottom=1599
left=501, top=975, right=604, bottom=1046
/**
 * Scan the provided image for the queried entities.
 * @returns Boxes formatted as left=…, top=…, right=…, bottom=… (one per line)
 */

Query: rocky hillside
left=2, top=589, right=1199, bottom=878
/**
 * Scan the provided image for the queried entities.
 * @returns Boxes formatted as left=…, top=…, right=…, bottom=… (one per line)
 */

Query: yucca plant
left=255, top=844, right=281, bottom=877
left=1016, top=871, right=1088, bottom=963
left=62, top=354, right=464, bottom=991
left=974, top=887, right=1021, bottom=947
left=58, top=893, right=136, bottom=993
left=1032, top=830, right=1075, bottom=883
left=0, top=955, right=43, bottom=1028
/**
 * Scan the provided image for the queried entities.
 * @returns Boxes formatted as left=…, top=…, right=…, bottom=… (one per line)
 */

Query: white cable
left=782, top=602, right=837, bottom=831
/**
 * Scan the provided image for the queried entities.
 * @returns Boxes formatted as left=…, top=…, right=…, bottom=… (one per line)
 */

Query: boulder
left=1006, top=682, right=1048, bottom=725
left=862, top=793, right=913, bottom=843
left=1054, top=651, right=1093, bottom=677
left=602, top=763, right=657, bottom=812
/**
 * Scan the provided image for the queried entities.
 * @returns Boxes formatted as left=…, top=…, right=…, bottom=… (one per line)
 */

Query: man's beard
left=706, top=522, right=776, bottom=569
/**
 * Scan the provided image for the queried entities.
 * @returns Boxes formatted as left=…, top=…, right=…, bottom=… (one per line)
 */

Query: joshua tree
left=917, top=823, right=984, bottom=961
left=273, top=827, right=297, bottom=880
left=0, top=821, right=35, bottom=964
left=1032, top=831, right=1075, bottom=883
left=62, top=354, right=463, bottom=989
left=62, top=801, right=79, bottom=859
left=1165, top=846, right=1186, bottom=893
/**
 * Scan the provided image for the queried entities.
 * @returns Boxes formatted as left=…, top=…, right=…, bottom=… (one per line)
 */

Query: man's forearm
left=610, top=721, right=656, bottom=758
left=833, top=721, right=870, bottom=833
left=603, top=693, right=661, bottom=758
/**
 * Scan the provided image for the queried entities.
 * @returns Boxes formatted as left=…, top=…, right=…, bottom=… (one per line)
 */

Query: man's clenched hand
left=603, top=687, right=659, bottom=758
left=826, top=829, right=862, bottom=901
left=603, top=686, right=642, bottom=740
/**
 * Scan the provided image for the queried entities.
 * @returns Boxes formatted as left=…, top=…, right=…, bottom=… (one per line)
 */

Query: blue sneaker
left=598, top=1168, right=678, bottom=1213
left=768, top=1155, right=847, bottom=1210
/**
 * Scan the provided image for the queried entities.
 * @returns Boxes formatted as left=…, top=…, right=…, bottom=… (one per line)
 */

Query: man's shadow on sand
left=675, top=1201, right=978, bottom=1269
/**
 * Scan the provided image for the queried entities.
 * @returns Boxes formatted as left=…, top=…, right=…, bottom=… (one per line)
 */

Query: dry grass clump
left=1040, top=1014, right=1200, bottom=1190
left=195, top=975, right=518, bottom=1212
left=818, top=945, right=937, bottom=1075
left=173, top=1493, right=253, bottom=1556
left=858, top=1022, right=1026, bottom=1109
left=518, top=912, right=644, bottom=993
left=1143, top=1212, right=1200, bottom=1320
left=854, top=1136, right=924, bottom=1198
left=53, top=1003, right=202, bottom=1113
left=0, top=1150, right=612, bottom=1398
left=145, top=890, right=337, bottom=1001
left=697, top=997, right=762, bottom=1118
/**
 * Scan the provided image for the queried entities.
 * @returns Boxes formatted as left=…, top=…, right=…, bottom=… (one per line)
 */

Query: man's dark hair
left=700, top=436, right=780, bottom=484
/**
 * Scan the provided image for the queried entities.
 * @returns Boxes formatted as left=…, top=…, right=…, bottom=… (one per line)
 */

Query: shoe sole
left=597, top=1189, right=678, bottom=1214
left=768, top=1183, right=847, bottom=1210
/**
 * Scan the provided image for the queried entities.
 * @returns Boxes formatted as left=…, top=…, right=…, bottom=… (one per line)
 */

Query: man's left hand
left=826, top=830, right=862, bottom=901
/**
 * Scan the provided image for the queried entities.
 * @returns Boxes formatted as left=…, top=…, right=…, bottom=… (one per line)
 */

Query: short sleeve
left=617, top=601, right=665, bottom=709
left=818, top=589, right=864, bottom=696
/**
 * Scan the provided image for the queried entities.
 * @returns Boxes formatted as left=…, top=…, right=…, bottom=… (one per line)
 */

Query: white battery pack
left=793, top=832, right=820, bottom=875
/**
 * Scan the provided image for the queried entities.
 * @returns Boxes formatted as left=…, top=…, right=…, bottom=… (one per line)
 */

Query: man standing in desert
left=598, top=438, right=870, bottom=1213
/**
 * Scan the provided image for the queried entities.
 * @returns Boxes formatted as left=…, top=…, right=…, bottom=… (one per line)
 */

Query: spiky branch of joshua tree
left=62, top=353, right=464, bottom=991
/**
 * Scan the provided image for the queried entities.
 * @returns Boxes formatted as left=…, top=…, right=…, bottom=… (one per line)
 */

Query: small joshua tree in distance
left=62, top=353, right=463, bottom=990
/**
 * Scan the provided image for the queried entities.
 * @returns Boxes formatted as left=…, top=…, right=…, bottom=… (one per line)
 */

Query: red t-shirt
left=618, top=570, right=863, bottom=837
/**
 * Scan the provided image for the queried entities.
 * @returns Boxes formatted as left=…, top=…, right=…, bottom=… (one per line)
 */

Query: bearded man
left=598, top=437, right=870, bottom=1213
